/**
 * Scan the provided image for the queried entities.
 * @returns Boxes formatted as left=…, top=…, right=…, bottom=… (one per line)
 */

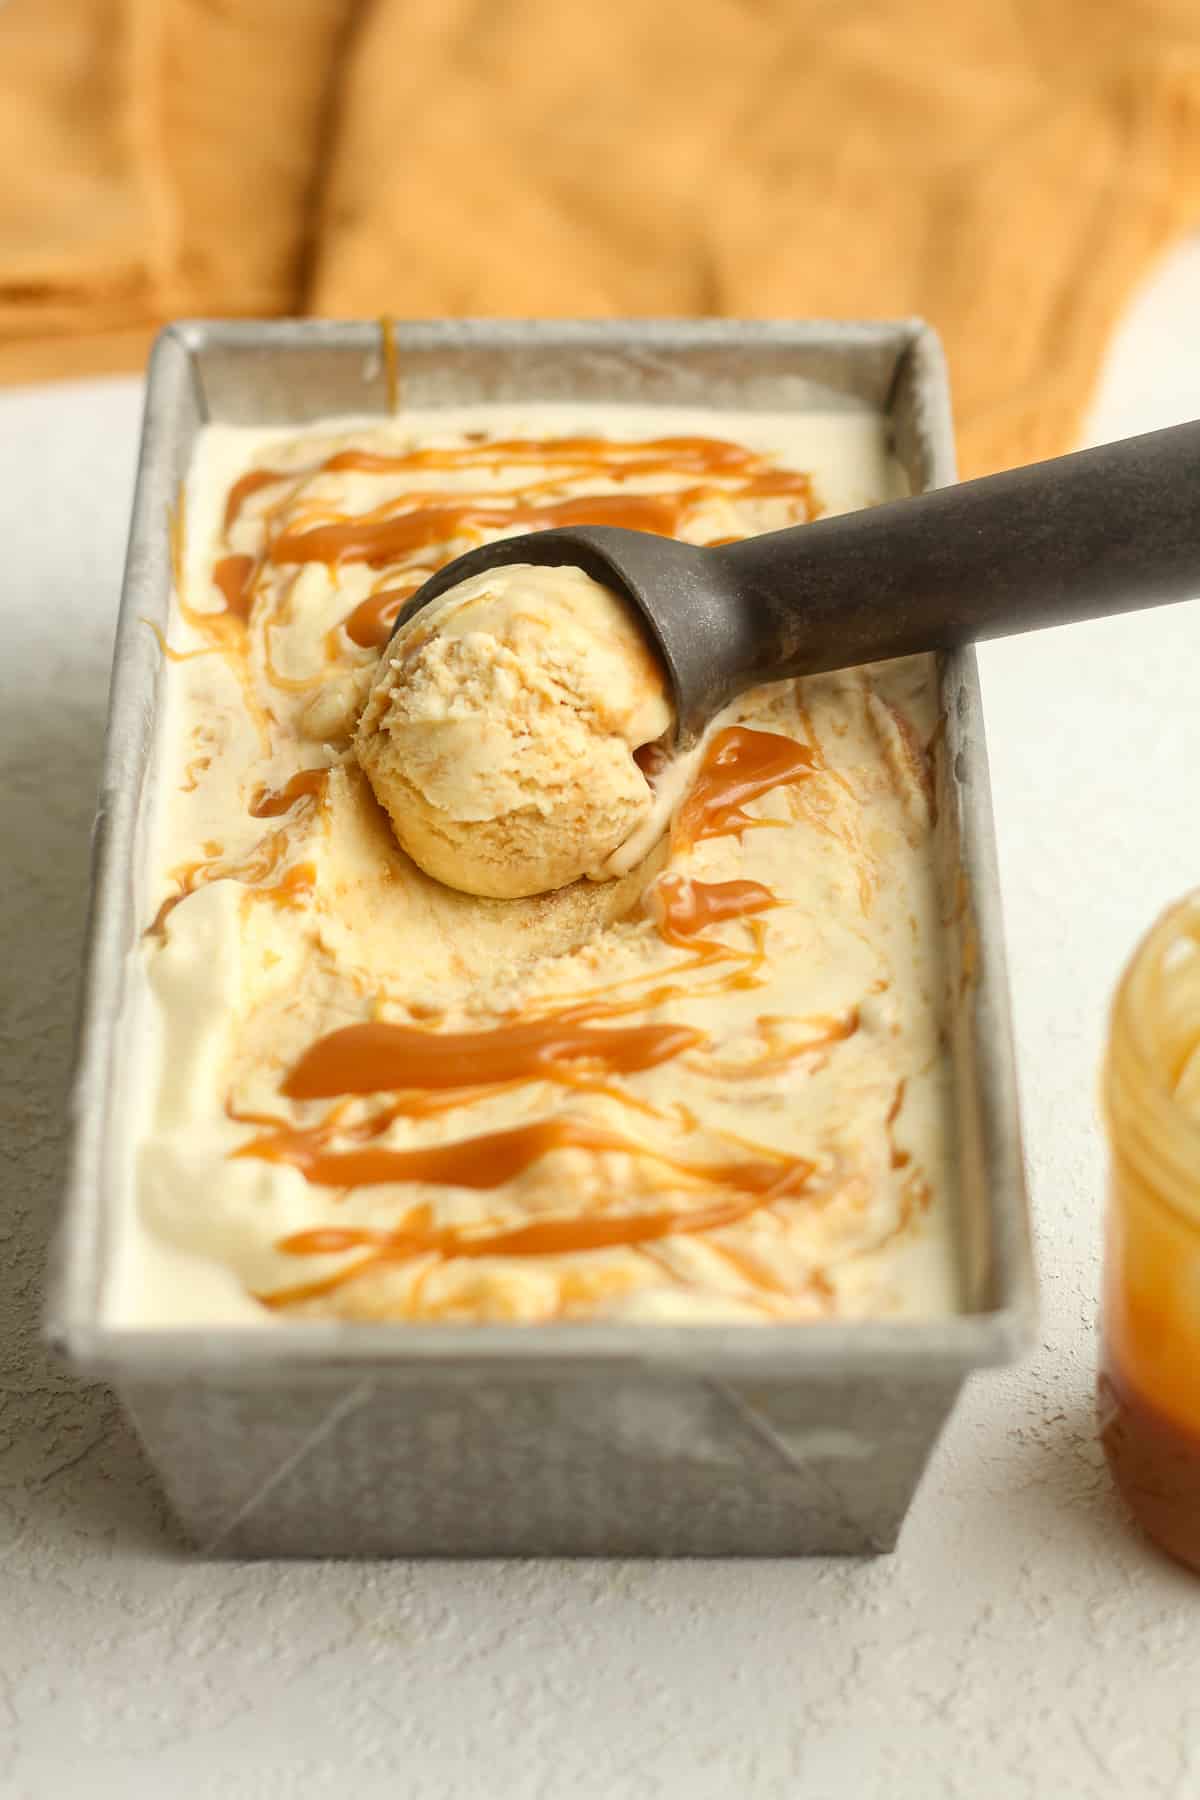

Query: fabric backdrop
left=3, top=0, right=1199, bottom=474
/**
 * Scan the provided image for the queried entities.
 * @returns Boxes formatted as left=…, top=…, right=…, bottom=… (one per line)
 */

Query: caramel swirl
left=248, top=768, right=329, bottom=819
left=652, top=874, right=777, bottom=949
left=250, top=433, right=813, bottom=570
left=224, top=469, right=287, bottom=533
left=674, top=727, right=819, bottom=851
left=252, top=1120, right=816, bottom=1308
left=243, top=1113, right=812, bottom=1198
left=340, top=584, right=422, bottom=649
left=284, top=1011, right=706, bottom=1100
left=212, top=554, right=256, bottom=622
left=271, top=492, right=685, bottom=570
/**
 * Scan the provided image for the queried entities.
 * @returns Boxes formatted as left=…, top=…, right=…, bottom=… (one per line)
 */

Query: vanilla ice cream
left=356, top=562, right=673, bottom=898
left=115, top=404, right=958, bottom=1329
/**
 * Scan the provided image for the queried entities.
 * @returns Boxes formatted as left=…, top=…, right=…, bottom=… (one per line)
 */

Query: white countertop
left=4, top=251, right=1200, bottom=1800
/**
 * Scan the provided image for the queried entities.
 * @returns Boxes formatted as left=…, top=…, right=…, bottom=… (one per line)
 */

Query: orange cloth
left=0, top=0, right=166, bottom=341
left=0, top=0, right=351, bottom=344
left=2, top=0, right=1200, bottom=473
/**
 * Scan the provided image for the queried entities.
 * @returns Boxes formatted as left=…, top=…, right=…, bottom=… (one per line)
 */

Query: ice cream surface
left=356, top=562, right=673, bottom=898
left=114, top=404, right=961, bottom=1327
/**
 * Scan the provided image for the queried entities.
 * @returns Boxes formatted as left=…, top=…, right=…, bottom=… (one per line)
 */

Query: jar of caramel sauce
left=1100, top=894, right=1200, bottom=1572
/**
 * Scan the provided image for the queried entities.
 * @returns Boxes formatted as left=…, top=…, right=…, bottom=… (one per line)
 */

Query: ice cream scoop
left=387, top=419, right=1200, bottom=744
left=356, top=562, right=673, bottom=899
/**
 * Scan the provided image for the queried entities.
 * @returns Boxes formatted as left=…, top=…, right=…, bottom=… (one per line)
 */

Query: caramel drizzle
left=149, top=827, right=288, bottom=935
left=255, top=861, right=317, bottom=915
left=224, top=469, right=288, bottom=534
left=255, top=1121, right=815, bottom=1309
left=871, top=690, right=937, bottom=823
left=512, top=908, right=775, bottom=1022
left=152, top=479, right=275, bottom=749
left=245, top=1115, right=809, bottom=1194
left=283, top=1009, right=705, bottom=1099
left=690, top=1008, right=860, bottom=1081
left=148, top=765, right=327, bottom=941
left=222, top=435, right=813, bottom=534
left=180, top=753, right=211, bottom=793
left=248, top=767, right=329, bottom=818
left=212, top=554, right=257, bottom=622
left=175, top=588, right=254, bottom=659
left=271, top=491, right=689, bottom=569
left=886, top=1079, right=911, bottom=1169
left=158, top=564, right=275, bottom=753
left=338, top=582, right=423, bottom=650
left=380, top=315, right=399, bottom=414
left=673, top=727, right=820, bottom=851
left=317, top=434, right=804, bottom=483
left=142, top=618, right=216, bottom=665
left=651, top=873, right=777, bottom=957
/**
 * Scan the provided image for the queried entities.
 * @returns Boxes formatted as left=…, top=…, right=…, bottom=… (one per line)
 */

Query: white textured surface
left=4, top=248, right=1200, bottom=1800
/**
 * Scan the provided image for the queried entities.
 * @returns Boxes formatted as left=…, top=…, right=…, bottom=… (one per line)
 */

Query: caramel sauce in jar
left=1100, top=894, right=1200, bottom=1572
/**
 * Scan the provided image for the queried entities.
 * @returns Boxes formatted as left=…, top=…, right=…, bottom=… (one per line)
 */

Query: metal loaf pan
left=49, top=319, right=1035, bottom=1557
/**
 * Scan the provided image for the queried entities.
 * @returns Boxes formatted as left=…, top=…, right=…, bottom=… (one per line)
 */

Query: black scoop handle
left=714, top=419, right=1200, bottom=690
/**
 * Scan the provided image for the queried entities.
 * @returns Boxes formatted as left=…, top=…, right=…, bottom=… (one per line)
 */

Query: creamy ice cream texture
left=115, top=404, right=958, bottom=1329
left=356, top=562, right=673, bottom=899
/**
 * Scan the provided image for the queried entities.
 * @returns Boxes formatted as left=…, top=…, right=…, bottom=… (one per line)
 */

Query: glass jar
left=1100, top=893, right=1200, bottom=1572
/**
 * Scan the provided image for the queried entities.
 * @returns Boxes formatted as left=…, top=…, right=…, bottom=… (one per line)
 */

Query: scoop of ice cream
left=354, top=563, right=675, bottom=899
